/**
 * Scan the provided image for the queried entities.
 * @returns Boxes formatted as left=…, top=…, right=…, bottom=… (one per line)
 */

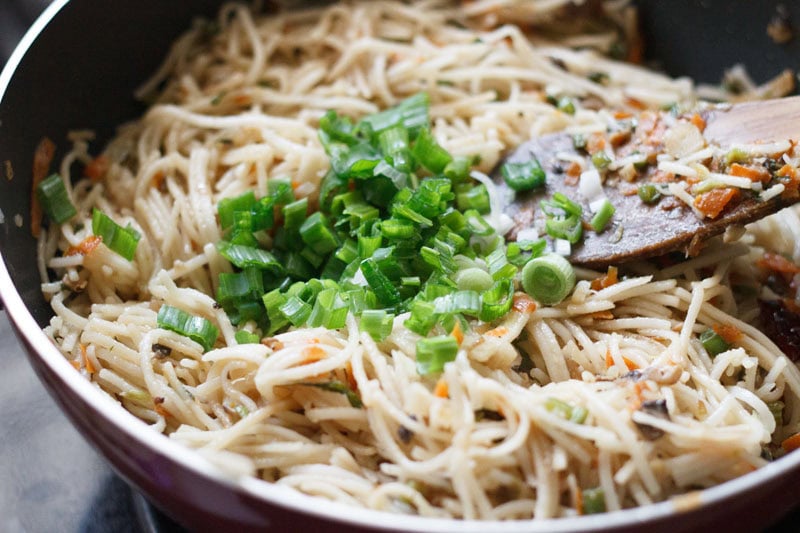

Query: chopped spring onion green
left=360, top=309, right=395, bottom=341
left=411, top=127, right=452, bottom=174
left=590, top=199, right=615, bottom=232
left=637, top=183, right=662, bottom=204
left=453, top=267, right=494, bottom=292
left=416, top=335, right=459, bottom=375
left=591, top=151, right=612, bottom=170
left=501, top=160, right=546, bottom=192
left=582, top=487, right=606, bottom=514
left=545, top=397, right=588, bottom=424
left=557, top=96, right=575, bottom=115
left=211, top=92, right=584, bottom=342
left=36, top=174, right=77, bottom=224
left=157, top=305, right=219, bottom=352
left=235, top=330, right=261, bottom=344
left=91, top=209, right=140, bottom=261
left=300, top=380, right=363, bottom=408
left=521, top=254, right=576, bottom=305
left=699, top=328, right=730, bottom=357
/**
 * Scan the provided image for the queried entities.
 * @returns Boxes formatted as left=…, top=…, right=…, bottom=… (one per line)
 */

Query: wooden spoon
left=494, top=95, right=800, bottom=269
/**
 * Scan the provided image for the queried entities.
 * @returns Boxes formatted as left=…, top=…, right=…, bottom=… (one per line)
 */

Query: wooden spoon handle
left=704, top=94, right=800, bottom=146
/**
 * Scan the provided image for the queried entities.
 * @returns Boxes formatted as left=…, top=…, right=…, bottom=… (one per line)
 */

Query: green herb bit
left=235, top=330, right=261, bottom=344
left=582, top=487, right=606, bottom=514
left=501, top=159, right=546, bottom=192
left=521, top=253, right=576, bottom=305
left=699, top=328, right=730, bottom=357
left=590, top=199, right=615, bottom=233
left=416, top=335, right=459, bottom=375
left=37, top=174, right=77, bottom=224
left=591, top=150, right=612, bottom=170
left=557, top=96, right=576, bottom=115
left=637, top=183, right=662, bottom=204
left=299, top=381, right=363, bottom=408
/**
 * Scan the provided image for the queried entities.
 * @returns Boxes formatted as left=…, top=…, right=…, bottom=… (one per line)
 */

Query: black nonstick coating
left=1, top=0, right=799, bottom=324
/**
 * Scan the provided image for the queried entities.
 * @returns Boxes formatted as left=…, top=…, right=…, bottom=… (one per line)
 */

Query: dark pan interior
left=1, top=0, right=799, bottom=326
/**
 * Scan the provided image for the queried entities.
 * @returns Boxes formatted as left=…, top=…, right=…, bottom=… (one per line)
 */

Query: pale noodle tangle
left=39, top=0, right=800, bottom=520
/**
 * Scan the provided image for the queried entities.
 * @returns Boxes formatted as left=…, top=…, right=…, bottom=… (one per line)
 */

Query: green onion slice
left=416, top=335, right=458, bottom=375
left=91, top=209, right=140, bottom=261
left=501, top=160, right=546, bottom=192
left=37, top=174, right=77, bottom=224
left=157, top=305, right=219, bottom=352
left=521, top=253, right=576, bottom=305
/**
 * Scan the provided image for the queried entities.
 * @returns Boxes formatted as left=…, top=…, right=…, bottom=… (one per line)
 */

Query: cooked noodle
left=39, top=0, right=800, bottom=520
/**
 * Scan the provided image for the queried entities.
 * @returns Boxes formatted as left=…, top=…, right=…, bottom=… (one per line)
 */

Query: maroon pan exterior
left=1, top=1, right=799, bottom=531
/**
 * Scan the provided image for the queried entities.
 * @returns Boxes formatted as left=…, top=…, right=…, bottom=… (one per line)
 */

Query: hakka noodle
left=34, top=0, right=800, bottom=520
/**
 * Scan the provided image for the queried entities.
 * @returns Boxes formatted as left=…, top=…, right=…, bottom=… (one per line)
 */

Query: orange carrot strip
left=301, top=345, right=326, bottom=365
left=781, top=432, right=800, bottom=453
left=689, top=113, right=706, bottom=132
left=694, top=187, right=738, bottom=219
left=591, top=266, right=619, bottom=291
left=729, top=163, right=768, bottom=182
left=80, top=344, right=96, bottom=374
left=512, top=294, right=537, bottom=314
left=450, top=321, right=464, bottom=346
left=485, top=326, right=508, bottom=337
left=434, top=378, right=449, bottom=398
left=84, top=155, right=109, bottom=182
left=65, top=235, right=103, bottom=257
left=712, top=324, right=743, bottom=344
left=30, top=137, right=56, bottom=238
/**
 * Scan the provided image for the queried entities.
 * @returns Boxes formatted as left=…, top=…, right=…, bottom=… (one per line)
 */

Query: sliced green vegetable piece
left=37, top=174, right=77, bottom=224
left=521, top=253, right=575, bottom=305
left=416, top=335, right=458, bottom=375
left=157, top=305, right=219, bottom=352
left=91, top=209, right=140, bottom=261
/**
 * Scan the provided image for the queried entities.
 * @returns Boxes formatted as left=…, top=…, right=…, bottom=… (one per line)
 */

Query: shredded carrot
left=613, top=110, right=633, bottom=120
left=689, top=113, right=706, bottom=132
left=69, top=360, right=81, bottom=370
left=781, top=432, right=800, bottom=453
left=575, top=487, right=584, bottom=516
left=650, top=170, right=675, bottom=183
left=80, top=343, right=96, bottom=374
left=694, top=187, right=738, bottom=219
left=712, top=324, right=743, bottom=344
left=151, top=171, right=165, bottom=190
left=586, top=132, right=607, bottom=153
left=757, top=252, right=800, bottom=274
left=153, top=397, right=170, bottom=418
left=485, top=326, right=508, bottom=337
left=512, top=293, right=537, bottom=314
left=776, top=163, right=800, bottom=199
left=234, top=94, right=251, bottom=106
left=434, top=378, right=449, bottom=398
left=301, top=345, right=327, bottom=365
left=84, top=155, right=109, bottom=182
left=450, top=321, right=464, bottom=346
left=589, top=310, right=615, bottom=320
left=345, top=361, right=358, bottom=392
left=261, top=337, right=284, bottom=351
left=65, top=235, right=103, bottom=257
left=625, top=97, right=647, bottom=110
left=591, top=266, right=619, bottom=291
left=566, top=161, right=582, bottom=177
left=605, top=350, right=638, bottom=371
left=729, top=163, right=769, bottom=182
left=30, top=137, right=56, bottom=238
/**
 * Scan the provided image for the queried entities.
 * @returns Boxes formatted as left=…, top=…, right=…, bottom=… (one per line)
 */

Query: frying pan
left=1, top=1, right=799, bottom=531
